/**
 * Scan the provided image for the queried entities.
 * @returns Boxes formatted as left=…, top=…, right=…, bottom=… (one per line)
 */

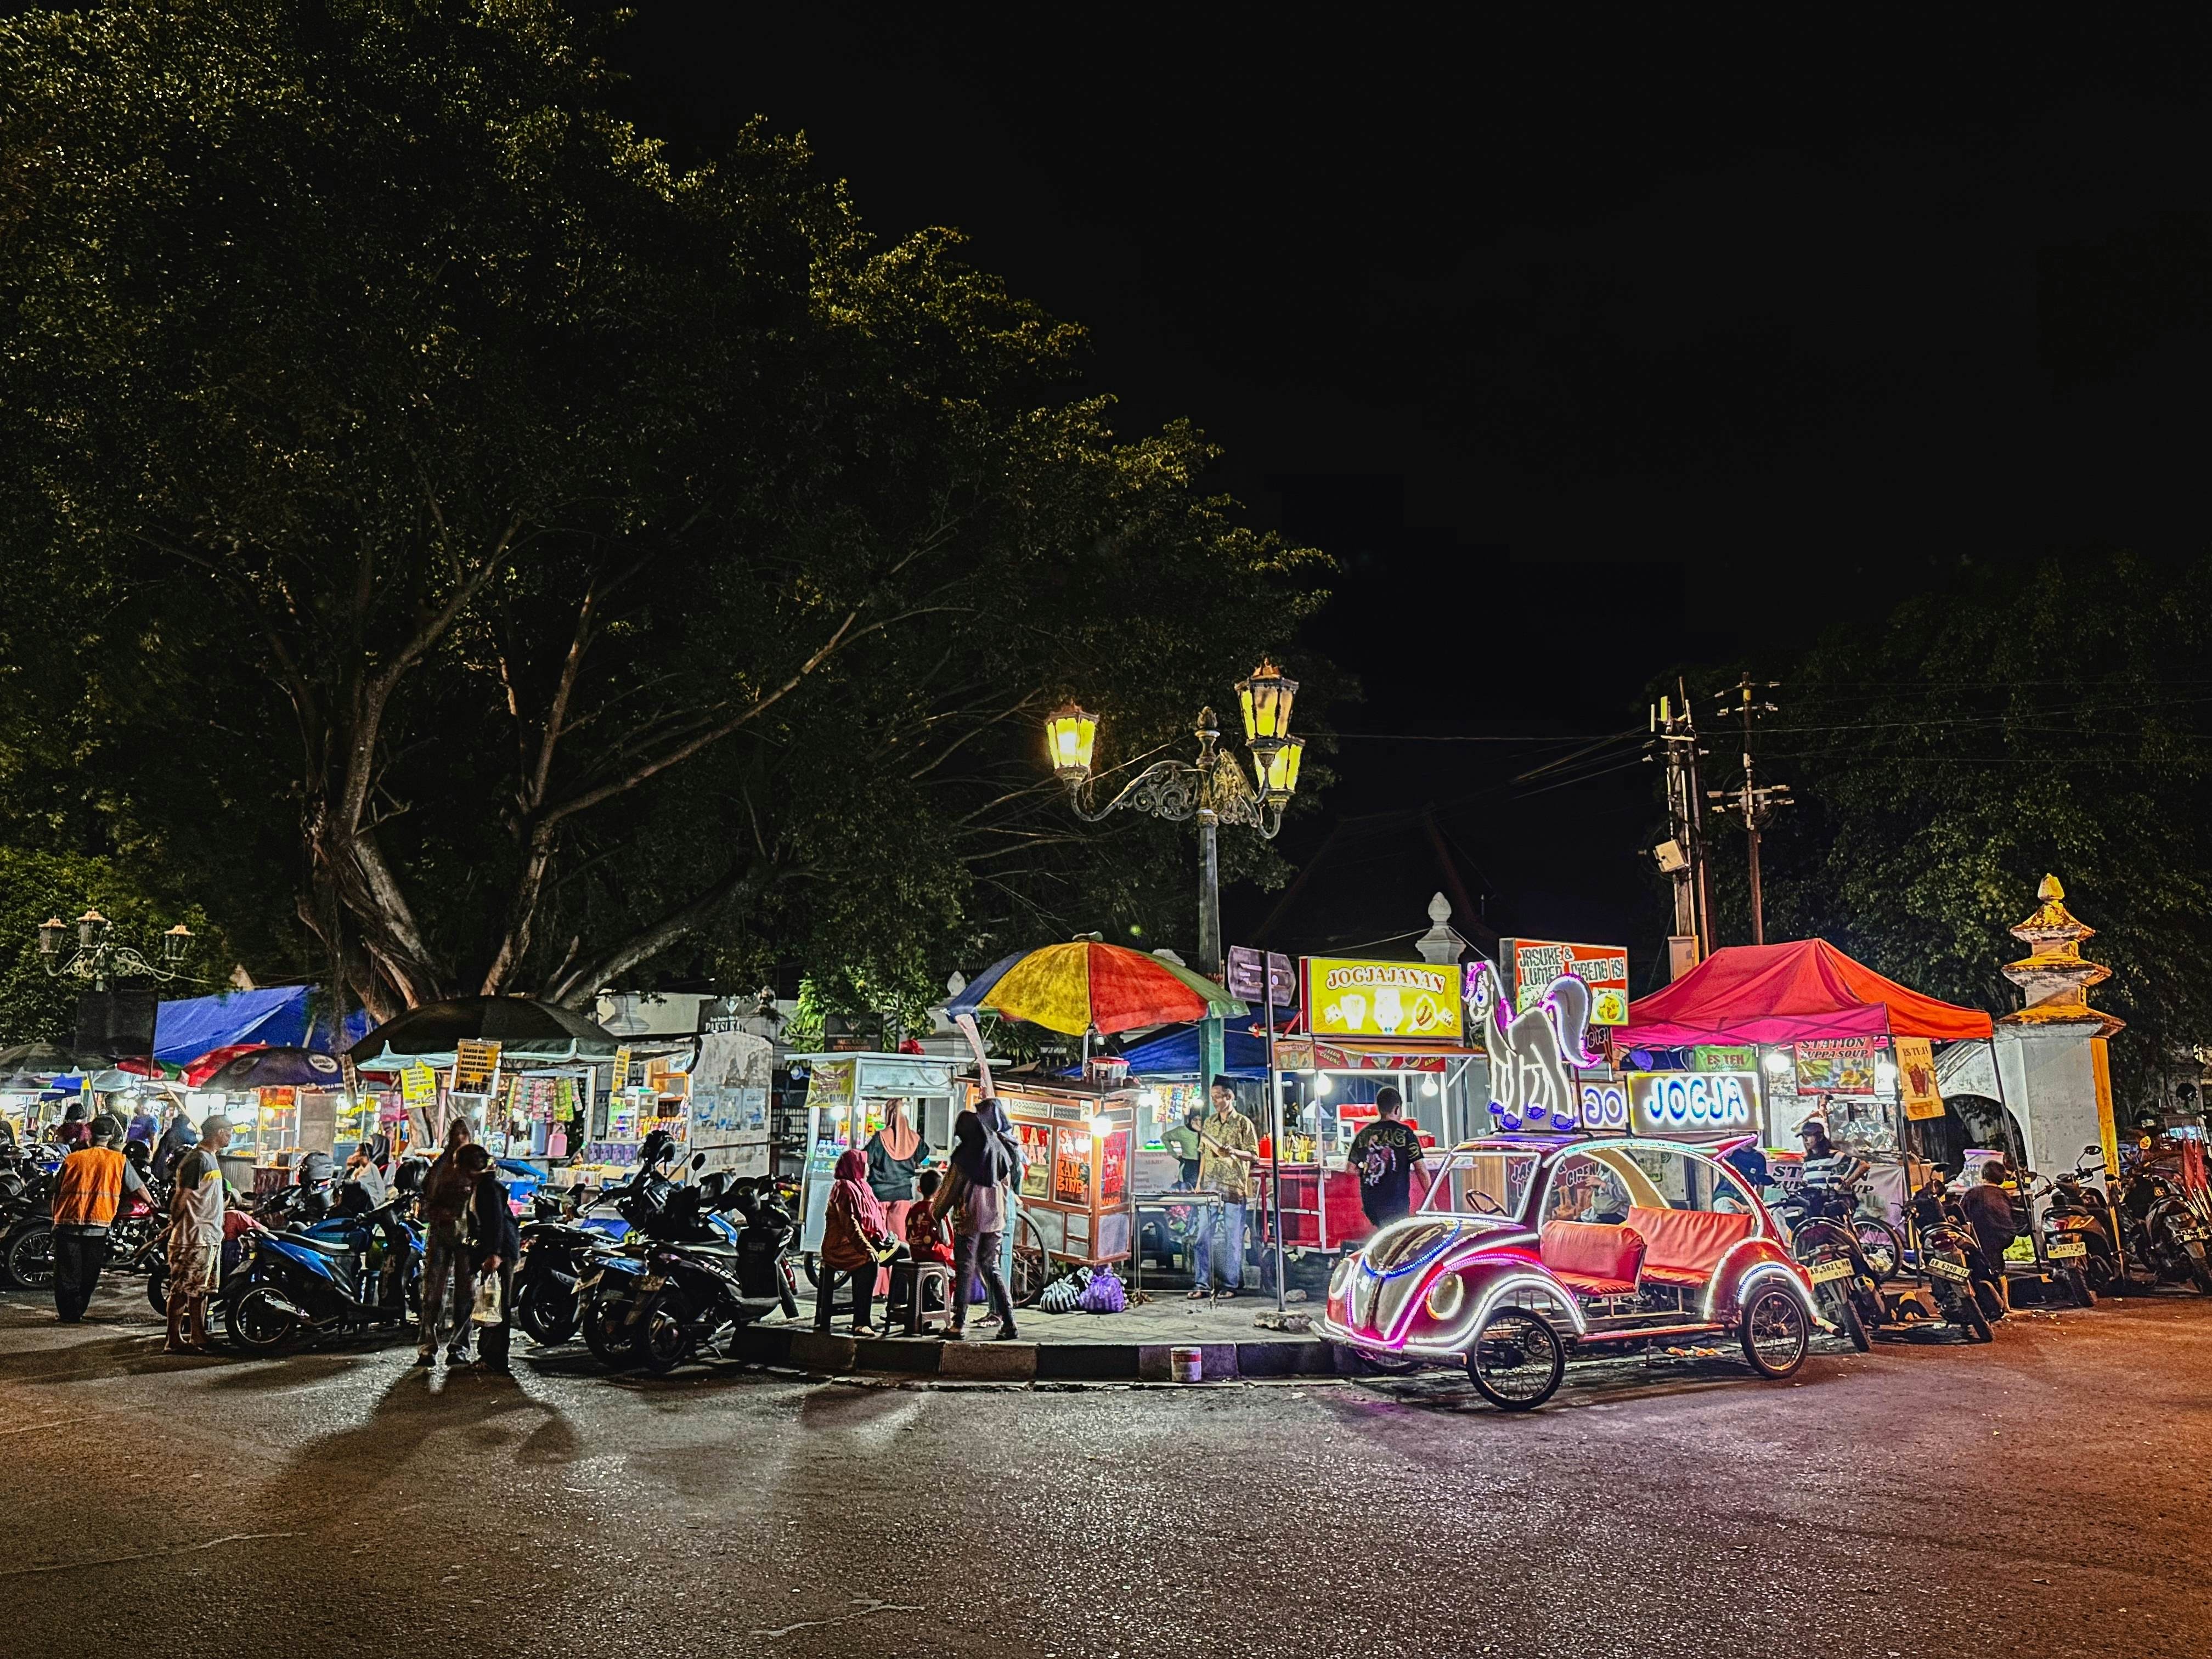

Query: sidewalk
left=733, top=1286, right=1334, bottom=1384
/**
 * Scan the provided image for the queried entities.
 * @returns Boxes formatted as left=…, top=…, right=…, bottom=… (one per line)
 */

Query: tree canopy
left=0, top=1, right=1333, bottom=1031
left=1695, top=550, right=2212, bottom=1098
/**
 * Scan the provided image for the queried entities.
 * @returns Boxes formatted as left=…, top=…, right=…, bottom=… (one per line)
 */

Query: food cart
left=989, top=1075, right=1139, bottom=1274
left=786, top=1051, right=961, bottom=1257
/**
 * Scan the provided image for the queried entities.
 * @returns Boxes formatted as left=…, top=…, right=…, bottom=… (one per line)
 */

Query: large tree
left=0, top=2, right=1330, bottom=1020
left=1711, top=551, right=2212, bottom=1100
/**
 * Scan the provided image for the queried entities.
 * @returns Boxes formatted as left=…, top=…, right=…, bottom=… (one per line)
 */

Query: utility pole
left=1709, top=674, right=1791, bottom=945
left=1647, top=686, right=1714, bottom=975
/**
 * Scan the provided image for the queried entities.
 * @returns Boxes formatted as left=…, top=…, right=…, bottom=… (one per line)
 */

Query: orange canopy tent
left=1619, top=939, right=1994, bottom=1048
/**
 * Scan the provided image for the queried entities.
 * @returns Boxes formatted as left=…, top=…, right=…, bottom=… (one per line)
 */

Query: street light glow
left=1045, top=703, right=1097, bottom=783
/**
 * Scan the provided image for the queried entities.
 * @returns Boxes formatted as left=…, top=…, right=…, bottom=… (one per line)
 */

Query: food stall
left=990, top=1074, right=1139, bottom=1270
left=786, top=1051, right=961, bottom=1255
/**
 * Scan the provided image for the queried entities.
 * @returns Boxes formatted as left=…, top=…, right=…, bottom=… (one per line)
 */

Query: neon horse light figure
left=1465, top=961, right=1600, bottom=1131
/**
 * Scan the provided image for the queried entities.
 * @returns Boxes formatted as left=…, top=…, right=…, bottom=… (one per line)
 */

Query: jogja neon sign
left=1627, top=1071, right=1757, bottom=1138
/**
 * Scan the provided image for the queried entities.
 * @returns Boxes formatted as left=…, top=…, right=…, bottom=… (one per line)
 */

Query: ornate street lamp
left=33, top=908, right=195, bottom=988
left=1046, top=663, right=1303, bottom=980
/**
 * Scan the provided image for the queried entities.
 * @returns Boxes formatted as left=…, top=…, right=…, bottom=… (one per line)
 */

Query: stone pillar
left=1993, top=874, right=2124, bottom=1186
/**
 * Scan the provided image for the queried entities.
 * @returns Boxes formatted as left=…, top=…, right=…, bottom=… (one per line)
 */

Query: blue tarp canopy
left=153, top=988, right=368, bottom=1064
left=1114, top=1022, right=1276, bottom=1079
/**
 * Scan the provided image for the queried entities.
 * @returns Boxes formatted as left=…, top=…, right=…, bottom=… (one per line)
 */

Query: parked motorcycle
left=1769, top=1186, right=1883, bottom=1351
left=1, top=1157, right=61, bottom=1289
left=2115, top=1161, right=2212, bottom=1294
left=1906, top=1181, right=1994, bottom=1342
left=514, top=1199, right=629, bottom=1344
left=2031, top=1164, right=2111, bottom=1305
left=219, top=1190, right=424, bottom=1353
left=612, top=1174, right=803, bottom=1374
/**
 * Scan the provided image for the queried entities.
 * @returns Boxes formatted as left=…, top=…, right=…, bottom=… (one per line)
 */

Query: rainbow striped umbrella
left=948, top=941, right=1248, bottom=1036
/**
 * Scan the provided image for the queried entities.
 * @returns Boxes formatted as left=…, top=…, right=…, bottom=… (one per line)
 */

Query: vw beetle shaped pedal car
left=1318, top=1133, right=1825, bottom=1409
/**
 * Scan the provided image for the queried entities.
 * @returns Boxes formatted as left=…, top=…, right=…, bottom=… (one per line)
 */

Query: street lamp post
left=34, top=909, right=194, bottom=991
left=1046, top=661, right=1305, bottom=1081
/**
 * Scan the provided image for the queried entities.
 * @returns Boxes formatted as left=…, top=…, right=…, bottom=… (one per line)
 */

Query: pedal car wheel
left=1740, top=1284, right=1810, bottom=1378
left=1334, top=1344, right=1420, bottom=1377
left=1465, top=1306, right=1564, bottom=1410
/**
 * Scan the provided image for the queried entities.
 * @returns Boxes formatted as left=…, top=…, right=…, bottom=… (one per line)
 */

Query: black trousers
left=53, top=1226, right=110, bottom=1323
left=951, top=1230, right=1014, bottom=1332
left=815, top=1263, right=876, bottom=1330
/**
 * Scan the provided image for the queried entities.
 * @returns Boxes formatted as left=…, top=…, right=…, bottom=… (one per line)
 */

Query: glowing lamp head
left=1045, top=703, right=1098, bottom=784
left=1251, top=735, right=1306, bottom=804
left=1236, top=659, right=1299, bottom=744
left=1088, top=1114, right=1112, bottom=1137
left=1762, top=1048, right=1792, bottom=1076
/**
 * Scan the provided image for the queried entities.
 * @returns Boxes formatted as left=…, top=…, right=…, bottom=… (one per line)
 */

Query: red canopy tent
left=1619, top=939, right=1994, bottom=1048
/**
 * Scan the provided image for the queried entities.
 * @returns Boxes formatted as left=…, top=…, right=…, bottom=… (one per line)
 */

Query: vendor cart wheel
left=1851, top=1218, right=1904, bottom=1284
left=1740, top=1285, right=1810, bottom=1378
left=1465, top=1307, right=1564, bottom=1410
left=1010, top=1212, right=1051, bottom=1309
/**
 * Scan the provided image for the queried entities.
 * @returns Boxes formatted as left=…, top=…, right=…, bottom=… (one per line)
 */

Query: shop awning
left=1618, top=939, right=1994, bottom=1047
left=1273, top=1036, right=1485, bottom=1074
left=1113, top=1022, right=1277, bottom=1079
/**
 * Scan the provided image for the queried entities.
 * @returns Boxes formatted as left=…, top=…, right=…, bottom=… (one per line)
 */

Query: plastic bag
left=470, top=1272, right=504, bottom=1325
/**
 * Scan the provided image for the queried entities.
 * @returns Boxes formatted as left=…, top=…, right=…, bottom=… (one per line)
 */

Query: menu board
left=1100, top=1129, right=1130, bottom=1206
left=1795, top=1037, right=1876, bottom=1095
left=1052, top=1128, right=1092, bottom=1205
left=1300, top=957, right=1464, bottom=1041
left=1017, top=1121, right=1053, bottom=1199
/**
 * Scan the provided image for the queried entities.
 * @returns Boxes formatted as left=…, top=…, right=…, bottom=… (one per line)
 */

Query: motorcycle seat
left=273, top=1231, right=356, bottom=1257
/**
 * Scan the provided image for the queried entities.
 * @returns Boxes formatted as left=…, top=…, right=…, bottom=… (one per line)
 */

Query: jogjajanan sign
left=1299, top=957, right=1464, bottom=1042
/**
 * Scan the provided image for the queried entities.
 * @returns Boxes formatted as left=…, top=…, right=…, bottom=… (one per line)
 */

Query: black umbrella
left=347, top=995, right=619, bottom=1064
left=0, top=1041, right=113, bottom=1081
left=198, top=1046, right=349, bottom=1092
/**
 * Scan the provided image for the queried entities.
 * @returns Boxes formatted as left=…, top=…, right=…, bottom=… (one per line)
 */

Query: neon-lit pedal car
left=1318, top=1134, right=1824, bottom=1409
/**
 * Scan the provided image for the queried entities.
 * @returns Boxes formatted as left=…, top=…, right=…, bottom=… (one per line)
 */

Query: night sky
left=612, top=7, right=2212, bottom=979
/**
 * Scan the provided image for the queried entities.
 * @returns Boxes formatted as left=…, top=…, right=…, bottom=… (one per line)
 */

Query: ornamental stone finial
left=2001, top=873, right=2123, bottom=1035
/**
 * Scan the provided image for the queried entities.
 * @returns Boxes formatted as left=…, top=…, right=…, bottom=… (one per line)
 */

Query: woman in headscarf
left=932, top=1098, right=1023, bottom=1341
left=863, top=1098, right=932, bottom=1204
left=816, top=1146, right=891, bottom=1336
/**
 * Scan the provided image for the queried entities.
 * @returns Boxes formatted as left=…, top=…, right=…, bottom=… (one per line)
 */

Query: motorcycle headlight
left=1424, top=1272, right=1465, bottom=1323
left=1329, top=1255, right=1355, bottom=1300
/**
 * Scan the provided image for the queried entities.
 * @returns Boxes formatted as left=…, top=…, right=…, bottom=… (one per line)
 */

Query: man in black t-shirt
left=1346, top=1087, right=1425, bottom=1230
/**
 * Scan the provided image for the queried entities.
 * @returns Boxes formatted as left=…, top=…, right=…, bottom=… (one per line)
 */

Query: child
left=906, top=1170, right=955, bottom=1267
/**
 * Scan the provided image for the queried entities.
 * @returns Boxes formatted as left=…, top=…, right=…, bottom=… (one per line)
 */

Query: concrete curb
left=729, top=1323, right=1334, bottom=1384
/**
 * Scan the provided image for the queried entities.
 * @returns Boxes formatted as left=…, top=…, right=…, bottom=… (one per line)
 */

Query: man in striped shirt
left=51, top=1113, right=148, bottom=1322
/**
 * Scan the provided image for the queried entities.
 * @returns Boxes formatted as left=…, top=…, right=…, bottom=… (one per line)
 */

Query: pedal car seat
left=1539, top=1220, right=1646, bottom=1296
left=1626, top=1205, right=1754, bottom=1288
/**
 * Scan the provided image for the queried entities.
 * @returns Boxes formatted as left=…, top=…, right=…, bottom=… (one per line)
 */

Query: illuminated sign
left=1500, top=938, right=1632, bottom=1025
left=1300, top=957, right=1464, bottom=1041
left=1467, top=962, right=1599, bottom=1131
left=1577, top=1079, right=1629, bottom=1132
left=1628, top=1071, right=1758, bottom=1138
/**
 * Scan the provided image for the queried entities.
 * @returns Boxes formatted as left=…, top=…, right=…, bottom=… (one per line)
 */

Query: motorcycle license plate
left=1925, top=1257, right=1971, bottom=1282
left=2047, top=1239, right=2087, bottom=1259
left=1809, top=1259, right=1854, bottom=1284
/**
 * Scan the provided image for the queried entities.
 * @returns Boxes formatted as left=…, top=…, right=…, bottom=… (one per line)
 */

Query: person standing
left=1345, top=1086, right=1426, bottom=1232
left=415, top=1120, right=478, bottom=1369
left=934, top=1099, right=1022, bottom=1340
left=1160, top=1104, right=1204, bottom=1189
left=1189, top=1076, right=1257, bottom=1300
left=1957, top=1160, right=2020, bottom=1315
left=152, top=1106, right=198, bottom=1181
left=457, top=1145, right=520, bottom=1374
left=816, top=1147, right=891, bottom=1337
left=862, top=1099, right=932, bottom=1205
left=50, top=1113, right=145, bottom=1322
left=124, top=1100, right=160, bottom=1152
left=165, top=1114, right=231, bottom=1353
left=52, top=1099, right=92, bottom=1152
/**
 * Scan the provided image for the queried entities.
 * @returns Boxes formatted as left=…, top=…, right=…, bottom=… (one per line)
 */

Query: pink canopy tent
left=1619, top=939, right=1994, bottom=1048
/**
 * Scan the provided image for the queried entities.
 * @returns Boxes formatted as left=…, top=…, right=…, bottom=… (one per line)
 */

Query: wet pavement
left=2, top=1278, right=2207, bottom=1658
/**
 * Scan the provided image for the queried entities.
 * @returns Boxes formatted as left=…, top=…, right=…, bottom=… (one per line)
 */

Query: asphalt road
left=2, top=1280, right=2207, bottom=1659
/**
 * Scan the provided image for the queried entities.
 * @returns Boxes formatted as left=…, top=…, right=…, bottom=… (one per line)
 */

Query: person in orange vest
left=51, top=1113, right=149, bottom=1322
